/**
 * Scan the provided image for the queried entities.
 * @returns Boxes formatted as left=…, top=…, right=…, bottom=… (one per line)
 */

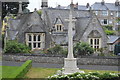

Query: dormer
left=53, top=17, right=64, bottom=32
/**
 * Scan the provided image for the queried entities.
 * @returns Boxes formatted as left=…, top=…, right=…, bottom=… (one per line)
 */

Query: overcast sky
left=27, top=0, right=116, bottom=11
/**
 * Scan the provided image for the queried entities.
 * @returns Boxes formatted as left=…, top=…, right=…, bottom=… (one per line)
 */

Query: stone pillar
left=18, top=1, right=23, bottom=14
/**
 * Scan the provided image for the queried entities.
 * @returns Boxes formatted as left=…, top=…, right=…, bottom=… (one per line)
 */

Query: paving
left=1, top=61, right=120, bottom=71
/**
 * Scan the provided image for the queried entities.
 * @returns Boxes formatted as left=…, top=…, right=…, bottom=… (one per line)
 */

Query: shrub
left=4, top=40, right=31, bottom=53
left=48, top=72, right=119, bottom=80
left=2, top=60, right=32, bottom=80
left=45, top=45, right=67, bottom=55
left=74, top=42, right=94, bottom=56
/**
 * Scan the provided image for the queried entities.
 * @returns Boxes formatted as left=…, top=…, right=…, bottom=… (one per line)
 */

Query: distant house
left=107, top=35, right=119, bottom=52
left=91, top=0, right=120, bottom=31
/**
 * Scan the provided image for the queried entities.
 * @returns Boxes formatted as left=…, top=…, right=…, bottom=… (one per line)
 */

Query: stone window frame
left=25, top=33, right=45, bottom=50
left=55, top=24, right=63, bottom=32
left=89, top=38, right=101, bottom=51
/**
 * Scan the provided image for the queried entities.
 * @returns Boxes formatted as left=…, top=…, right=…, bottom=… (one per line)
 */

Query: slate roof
left=78, top=5, right=88, bottom=10
left=7, top=11, right=47, bottom=40
left=46, top=8, right=99, bottom=41
left=91, top=2, right=119, bottom=11
left=54, top=5, right=89, bottom=10
left=108, top=35, right=119, bottom=44
left=47, top=8, right=91, bottom=29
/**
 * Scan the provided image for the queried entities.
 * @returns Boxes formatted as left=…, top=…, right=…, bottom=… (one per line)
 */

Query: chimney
left=115, top=0, right=119, bottom=6
left=101, top=0, right=105, bottom=5
left=41, top=0, right=48, bottom=8
left=86, top=3, right=90, bottom=8
left=74, top=2, right=78, bottom=10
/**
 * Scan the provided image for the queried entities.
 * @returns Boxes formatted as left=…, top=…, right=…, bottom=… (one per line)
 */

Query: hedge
left=2, top=60, right=32, bottom=80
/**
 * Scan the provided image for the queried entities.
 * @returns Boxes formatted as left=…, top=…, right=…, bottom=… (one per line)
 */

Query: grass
left=0, top=66, right=19, bottom=78
left=1, top=66, right=119, bottom=79
left=25, top=68, right=59, bottom=78
left=25, top=67, right=119, bottom=78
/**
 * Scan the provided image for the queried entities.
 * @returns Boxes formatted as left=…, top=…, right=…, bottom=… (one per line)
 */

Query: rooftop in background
left=91, top=2, right=120, bottom=11
left=108, top=35, right=119, bottom=44
left=0, top=0, right=29, bottom=2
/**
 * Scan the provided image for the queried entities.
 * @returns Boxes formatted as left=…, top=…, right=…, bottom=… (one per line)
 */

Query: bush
left=45, top=45, right=67, bottom=55
left=74, top=42, right=94, bottom=56
left=4, top=40, right=31, bottom=53
left=48, top=72, right=120, bottom=80
left=2, top=60, right=32, bottom=80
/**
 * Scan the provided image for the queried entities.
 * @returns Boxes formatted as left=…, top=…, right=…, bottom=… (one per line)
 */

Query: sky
left=27, top=0, right=116, bottom=11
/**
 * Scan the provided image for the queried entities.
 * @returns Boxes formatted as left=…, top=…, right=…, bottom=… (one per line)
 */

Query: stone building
left=91, top=0, right=120, bottom=31
left=3, top=0, right=108, bottom=53
left=56, top=0, right=120, bottom=31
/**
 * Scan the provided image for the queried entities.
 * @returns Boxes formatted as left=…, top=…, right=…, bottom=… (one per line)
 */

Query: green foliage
left=74, top=42, right=94, bottom=56
left=105, top=30, right=116, bottom=35
left=37, top=10, right=42, bottom=15
left=45, top=45, right=67, bottom=55
left=2, top=60, right=32, bottom=80
left=4, top=40, right=31, bottom=53
left=49, top=72, right=119, bottom=80
left=103, top=25, right=116, bottom=35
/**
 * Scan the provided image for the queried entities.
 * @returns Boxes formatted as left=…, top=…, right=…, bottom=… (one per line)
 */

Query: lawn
left=1, top=66, right=119, bottom=79
left=25, top=67, right=119, bottom=78
left=25, top=68, right=59, bottom=78
left=0, top=66, right=19, bottom=78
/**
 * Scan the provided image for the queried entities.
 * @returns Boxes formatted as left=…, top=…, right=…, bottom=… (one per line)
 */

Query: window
left=102, top=11, right=108, bottom=16
left=55, top=24, right=63, bottom=32
left=95, top=11, right=98, bottom=15
left=101, top=19, right=108, bottom=25
left=89, top=38, right=101, bottom=51
left=26, top=33, right=45, bottom=50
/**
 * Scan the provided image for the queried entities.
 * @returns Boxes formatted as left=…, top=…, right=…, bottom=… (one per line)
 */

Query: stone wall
left=3, top=54, right=120, bottom=66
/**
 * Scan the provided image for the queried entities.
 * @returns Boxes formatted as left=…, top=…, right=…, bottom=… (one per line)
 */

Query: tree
left=2, top=2, right=29, bottom=19
left=74, top=42, right=94, bottom=56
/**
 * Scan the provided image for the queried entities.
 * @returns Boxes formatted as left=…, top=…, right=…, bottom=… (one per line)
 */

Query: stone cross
left=62, top=0, right=83, bottom=75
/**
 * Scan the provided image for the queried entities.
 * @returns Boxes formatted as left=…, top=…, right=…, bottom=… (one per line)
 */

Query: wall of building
left=3, top=54, right=119, bottom=66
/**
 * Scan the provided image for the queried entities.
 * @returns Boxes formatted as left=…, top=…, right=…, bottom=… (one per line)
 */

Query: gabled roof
left=54, top=17, right=63, bottom=25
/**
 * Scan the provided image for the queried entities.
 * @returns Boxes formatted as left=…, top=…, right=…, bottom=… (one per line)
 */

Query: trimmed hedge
left=2, top=60, right=32, bottom=80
